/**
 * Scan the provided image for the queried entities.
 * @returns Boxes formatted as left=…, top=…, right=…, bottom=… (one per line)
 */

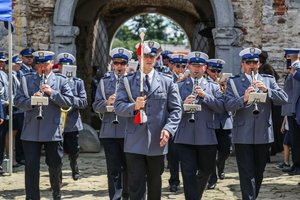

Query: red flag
left=137, top=42, right=142, bottom=56
left=134, top=111, right=141, bottom=124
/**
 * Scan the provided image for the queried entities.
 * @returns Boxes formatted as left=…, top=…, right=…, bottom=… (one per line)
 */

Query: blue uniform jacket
left=224, top=73, right=288, bottom=144
left=114, top=70, right=182, bottom=156
left=92, top=71, right=127, bottom=138
left=174, top=77, right=224, bottom=145
left=14, top=72, right=73, bottom=142
left=64, top=77, right=87, bottom=132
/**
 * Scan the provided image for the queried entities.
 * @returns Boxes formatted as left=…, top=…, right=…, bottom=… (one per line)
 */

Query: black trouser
left=287, top=116, right=300, bottom=169
left=101, top=138, right=128, bottom=200
left=0, top=120, right=8, bottom=165
left=63, top=131, right=80, bottom=155
left=176, top=143, right=217, bottom=200
left=22, top=140, right=64, bottom=200
left=235, top=144, right=270, bottom=200
left=126, top=153, right=164, bottom=200
left=168, top=139, right=180, bottom=186
left=208, top=129, right=232, bottom=184
left=14, top=113, right=24, bottom=162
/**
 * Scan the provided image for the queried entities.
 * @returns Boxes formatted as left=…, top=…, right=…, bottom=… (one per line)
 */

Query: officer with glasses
left=93, top=47, right=132, bottom=200
left=206, top=59, right=233, bottom=190
left=224, top=47, right=288, bottom=200
left=170, top=54, right=187, bottom=83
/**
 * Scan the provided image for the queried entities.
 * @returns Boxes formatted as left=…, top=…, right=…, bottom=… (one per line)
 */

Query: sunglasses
left=113, top=61, right=127, bottom=66
left=244, top=61, right=258, bottom=65
left=176, top=64, right=186, bottom=69
left=208, top=68, right=221, bottom=73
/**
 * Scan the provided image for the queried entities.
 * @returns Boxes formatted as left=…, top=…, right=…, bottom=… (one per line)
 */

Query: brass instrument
left=36, top=71, right=45, bottom=120
left=61, top=107, right=72, bottom=133
left=188, top=72, right=199, bottom=123
left=112, top=71, right=121, bottom=124
left=251, top=70, right=260, bottom=115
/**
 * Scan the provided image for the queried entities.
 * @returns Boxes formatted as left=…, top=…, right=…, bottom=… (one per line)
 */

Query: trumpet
left=251, top=70, right=260, bottom=115
left=36, top=71, right=46, bottom=120
left=112, top=71, right=121, bottom=124
left=61, top=107, right=72, bottom=133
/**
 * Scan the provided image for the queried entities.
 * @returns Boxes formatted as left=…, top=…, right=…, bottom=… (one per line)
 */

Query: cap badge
left=118, top=48, right=124, bottom=54
left=64, top=54, right=69, bottom=58
left=148, top=41, right=154, bottom=47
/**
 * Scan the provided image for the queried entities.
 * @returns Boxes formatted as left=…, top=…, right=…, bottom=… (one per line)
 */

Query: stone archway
left=52, top=0, right=241, bottom=125
left=52, top=0, right=241, bottom=74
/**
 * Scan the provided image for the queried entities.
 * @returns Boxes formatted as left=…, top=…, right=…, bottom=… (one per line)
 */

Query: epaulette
left=23, top=72, right=36, bottom=77
left=229, top=74, right=240, bottom=79
left=158, top=72, right=172, bottom=79
left=103, top=72, right=111, bottom=79
left=261, top=74, right=274, bottom=78
left=207, top=79, right=218, bottom=85
left=124, top=72, right=135, bottom=77
left=55, top=73, right=67, bottom=79
left=72, top=77, right=80, bottom=81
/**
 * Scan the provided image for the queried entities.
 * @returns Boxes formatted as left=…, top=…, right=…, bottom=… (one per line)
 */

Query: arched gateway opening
left=53, top=0, right=241, bottom=75
left=52, top=0, right=241, bottom=124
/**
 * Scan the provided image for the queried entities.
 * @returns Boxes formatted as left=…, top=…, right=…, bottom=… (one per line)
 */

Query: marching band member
left=205, top=59, right=233, bottom=189
left=93, top=47, right=132, bottom=200
left=14, top=51, right=73, bottom=200
left=167, top=53, right=187, bottom=192
left=0, top=52, right=7, bottom=175
left=224, top=47, right=288, bottom=199
left=281, top=48, right=300, bottom=176
left=174, top=51, right=224, bottom=199
left=114, top=41, right=182, bottom=200
left=56, top=53, right=88, bottom=181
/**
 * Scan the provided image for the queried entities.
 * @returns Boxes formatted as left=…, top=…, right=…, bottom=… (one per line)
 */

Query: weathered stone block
left=79, top=123, right=101, bottom=153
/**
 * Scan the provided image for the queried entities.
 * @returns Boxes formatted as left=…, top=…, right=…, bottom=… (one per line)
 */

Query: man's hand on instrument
left=195, top=85, right=205, bottom=98
left=184, top=95, right=196, bottom=104
left=40, top=84, right=52, bottom=96
left=134, top=95, right=147, bottom=110
left=160, top=129, right=170, bottom=147
left=243, top=86, right=255, bottom=103
left=107, top=94, right=116, bottom=105
left=253, top=80, right=268, bottom=93
left=33, top=91, right=43, bottom=96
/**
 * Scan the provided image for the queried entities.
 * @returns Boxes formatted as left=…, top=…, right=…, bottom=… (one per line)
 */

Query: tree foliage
left=112, top=13, right=188, bottom=57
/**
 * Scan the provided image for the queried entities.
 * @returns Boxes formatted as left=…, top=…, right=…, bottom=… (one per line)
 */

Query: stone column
left=212, top=27, right=242, bottom=75
left=51, top=25, right=79, bottom=62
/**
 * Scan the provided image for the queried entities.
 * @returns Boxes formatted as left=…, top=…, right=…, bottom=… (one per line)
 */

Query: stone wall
left=1, top=0, right=299, bottom=80
left=231, top=0, right=300, bottom=83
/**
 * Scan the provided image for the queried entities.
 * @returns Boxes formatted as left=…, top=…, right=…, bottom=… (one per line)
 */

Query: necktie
left=145, top=74, right=151, bottom=91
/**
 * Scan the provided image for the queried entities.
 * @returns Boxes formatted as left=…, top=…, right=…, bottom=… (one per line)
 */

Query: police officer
left=166, top=53, right=187, bottom=192
left=114, top=41, right=182, bottom=200
left=15, top=48, right=35, bottom=165
left=14, top=51, right=73, bottom=200
left=93, top=47, right=132, bottom=200
left=156, top=50, right=172, bottom=74
left=18, top=48, right=35, bottom=78
left=174, top=52, right=224, bottom=199
left=4, top=55, right=22, bottom=168
left=56, top=52, right=88, bottom=181
left=171, top=54, right=187, bottom=83
left=0, top=52, right=7, bottom=174
left=224, top=47, right=288, bottom=199
left=281, top=48, right=300, bottom=176
left=205, top=59, right=233, bottom=190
